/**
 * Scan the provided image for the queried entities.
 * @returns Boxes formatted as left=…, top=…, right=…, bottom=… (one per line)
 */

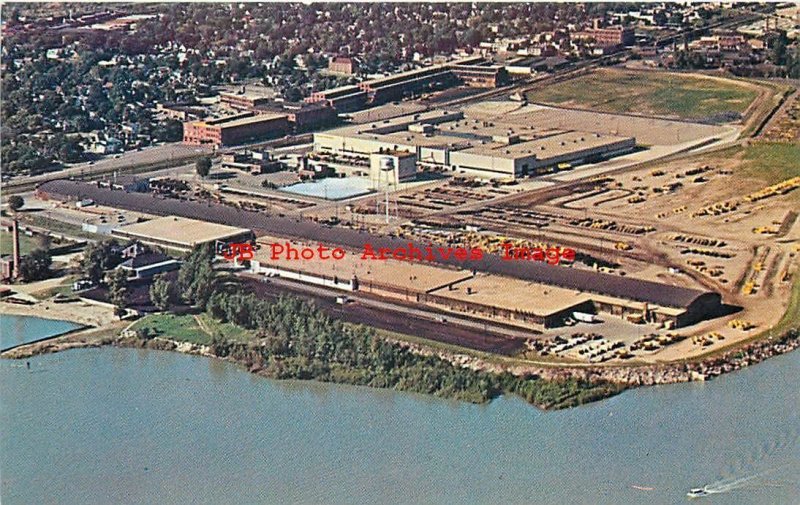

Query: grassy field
left=0, top=230, right=41, bottom=256
left=773, top=276, right=800, bottom=336
left=526, top=69, right=759, bottom=119
left=16, top=214, right=107, bottom=241
left=739, top=142, right=800, bottom=185
left=29, top=275, right=78, bottom=300
left=129, top=313, right=255, bottom=345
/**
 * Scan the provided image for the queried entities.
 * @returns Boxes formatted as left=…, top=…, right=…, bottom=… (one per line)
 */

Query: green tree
left=177, top=244, right=239, bottom=309
left=7, top=195, right=24, bottom=212
left=770, top=30, right=789, bottom=66
left=154, top=119, right=184, bottom=142
left=80, top=240, right=121, bottom=283
left=108, top=268, right=129, bottom=319
left=18, top=249, right=52, bottom=281
left=196, top=156, right=212, bottom=178
left=149, top=273, right=173, bottom=311
left=787, top=45, right=800, bottom=79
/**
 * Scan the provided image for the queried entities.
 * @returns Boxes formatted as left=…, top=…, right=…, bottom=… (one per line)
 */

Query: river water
left=0, top=315, right=82, bottom=351
left=1, top=315, right=798, bottom=504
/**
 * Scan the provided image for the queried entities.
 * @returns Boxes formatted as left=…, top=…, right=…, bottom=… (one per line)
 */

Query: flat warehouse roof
left=430, top=274, right=593, bottom=316
left=315, top=110, right=634, bottom=162
left=254, top=235, right=472, bottom=292
left=460, top=132, right=634, bottom=159
left=220, top=113, right=288, bottom=128
left=114, top=216, right=251, bottom=247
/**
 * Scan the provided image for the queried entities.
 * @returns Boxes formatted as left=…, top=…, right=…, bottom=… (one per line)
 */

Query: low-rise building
left=305, top=84, right=369, bottom=112
left=572, top=26, right=635, bottom=47
left=183, top=112, right=290, bottom=147
left=255, top=101, right=337, bottom=131
left=117, top=252, right=181, bottom=280
left=450, top=64, right=510, bottom=88
left=328, top=55, right=359, bottom=75
left=220, top=90, right=271, bottom=110
left=313, top=109, right=635, bottom=181
left=112, top=216, right=253, bottom=252
left=221, top=151, right=284, bottom=174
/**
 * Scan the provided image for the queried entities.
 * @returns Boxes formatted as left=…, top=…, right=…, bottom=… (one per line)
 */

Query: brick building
left=183, top=113, right=290, bottom=147
left=450, top=64, right=510, bottom=88
left=573, top=26, right=635, bottom=47
left=220, top=91, right=271, bottom=111
left=305, top=85, right=369, bottom=112
left=255, top=101, right=337, bottom=131
left=328, top=56, right=359, bottom=75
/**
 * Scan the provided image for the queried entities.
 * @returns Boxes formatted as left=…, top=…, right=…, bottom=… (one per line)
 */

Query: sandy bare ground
left=0, top=298, right=117, bottom=327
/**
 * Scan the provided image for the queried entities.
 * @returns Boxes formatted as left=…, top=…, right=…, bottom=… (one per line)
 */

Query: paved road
left=5, top=144, right=212, bottom=194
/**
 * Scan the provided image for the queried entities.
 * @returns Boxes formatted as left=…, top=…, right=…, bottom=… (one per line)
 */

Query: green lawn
left=0, top=230, right=41, bottom=256
left=767, top=275, right=800, bottom=337
left=739, top=142, right=800, bottom=185
left=29, top=275, right=78, bottom=300
left=17, top=214, right=108, bottom=241
left=526, top=69, right=758, bottom=119
left=130, top=313, right=255, bottom=345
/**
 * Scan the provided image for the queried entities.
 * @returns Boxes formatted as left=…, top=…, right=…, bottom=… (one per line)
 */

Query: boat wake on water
left=688, top=467, right=790, bottom=499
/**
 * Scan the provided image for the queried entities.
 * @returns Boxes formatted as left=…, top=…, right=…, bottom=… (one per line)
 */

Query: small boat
left=687, top=488, right=709, bottom=498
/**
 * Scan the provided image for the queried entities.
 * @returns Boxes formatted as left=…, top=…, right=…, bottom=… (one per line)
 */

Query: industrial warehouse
left=250, top=236, right=721, bottom=330
left=183, top=112, right=290, bottom=147
left=312, top=109, right=636, bottom=180
left=111, top=216, right=254, bottom=252
left=305, top=56, right=508, bottom=111
left=34, top=179, right=723, bottom=331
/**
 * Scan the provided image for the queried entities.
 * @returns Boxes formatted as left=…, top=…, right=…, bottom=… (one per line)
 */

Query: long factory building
left=305, top=56, right=508, bottom=111
left=183, top=111, right=290, bottom=147
left=37, top=179, right=722, bottom=328
left=312, top=109, right=636, bottom=180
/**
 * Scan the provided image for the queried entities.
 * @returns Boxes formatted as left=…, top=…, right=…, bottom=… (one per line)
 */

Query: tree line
left=145, top=244, right=623, bottom=409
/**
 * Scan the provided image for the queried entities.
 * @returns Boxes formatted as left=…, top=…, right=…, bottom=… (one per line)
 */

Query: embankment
left=3, top=324, right=798, bottom=410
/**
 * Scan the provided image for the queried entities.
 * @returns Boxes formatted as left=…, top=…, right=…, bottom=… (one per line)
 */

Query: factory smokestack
left=12, top=218, right=20, bottom=279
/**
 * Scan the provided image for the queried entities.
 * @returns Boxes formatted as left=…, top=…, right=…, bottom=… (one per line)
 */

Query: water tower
left=380, top=156, right=395, bottom=224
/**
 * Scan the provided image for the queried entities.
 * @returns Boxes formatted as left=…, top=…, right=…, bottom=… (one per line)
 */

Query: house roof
left=118, top=252, right=175, bottom=270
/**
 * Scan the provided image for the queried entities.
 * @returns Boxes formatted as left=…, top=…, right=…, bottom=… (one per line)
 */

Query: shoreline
left=392, top=328, right=800, bottom=387
left=3, top=317, right=798, bottom=409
